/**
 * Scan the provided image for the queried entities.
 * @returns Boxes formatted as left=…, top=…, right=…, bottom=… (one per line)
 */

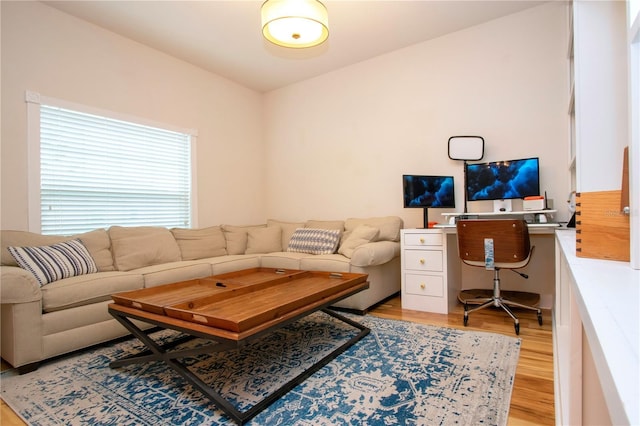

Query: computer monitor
left=402, top=175, right=455, bottom=228
left=465, top=157, right=540, bottom=201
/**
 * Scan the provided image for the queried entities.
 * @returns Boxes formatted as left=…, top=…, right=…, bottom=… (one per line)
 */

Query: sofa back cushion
left=1, top=229, right=114, bottom=271
left=267, top=219, right=304, bottom=251
left=245, top=226, right=282, bottom=254
left=222, top=224, right=266, bottom=255
left=170, top=226, right=227, bottom=260
left=304, top=220, right=345, bottom=231
left=109, top=226, right=182, bottom=271
left=344, top=216, right=403, bottom=242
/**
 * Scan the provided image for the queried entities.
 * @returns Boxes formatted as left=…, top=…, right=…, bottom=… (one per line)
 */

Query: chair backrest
left=456, top=219, right=531, bottom=267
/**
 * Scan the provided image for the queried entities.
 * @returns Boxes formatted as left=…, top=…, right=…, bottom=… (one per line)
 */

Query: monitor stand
left=493, top=199, right=512, bottom=213
left=423, top=208, right=429, bottom=229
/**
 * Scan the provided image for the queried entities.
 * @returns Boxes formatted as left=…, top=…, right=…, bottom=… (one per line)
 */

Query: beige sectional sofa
left=0, top=216, right=402, bottom=373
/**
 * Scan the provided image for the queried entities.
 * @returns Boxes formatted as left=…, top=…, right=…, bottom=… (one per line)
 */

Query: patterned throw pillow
left=8, top=239, right=98, bottom=286
left=287, top=228, right=341, bottom=255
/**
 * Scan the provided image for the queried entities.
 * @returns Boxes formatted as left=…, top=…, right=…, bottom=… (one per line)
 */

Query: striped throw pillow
left=8, top=239, right=98, bottom=286
left=287, top=228, right=341, bottom=255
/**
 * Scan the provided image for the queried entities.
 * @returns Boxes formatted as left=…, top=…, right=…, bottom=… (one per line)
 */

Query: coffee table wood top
left=111, top=268, right=306, bottom=315
left=110, top=268, right=368, bottom=338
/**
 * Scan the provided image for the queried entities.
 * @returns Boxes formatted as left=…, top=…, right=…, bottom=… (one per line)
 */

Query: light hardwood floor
left=1, top=295, right=554, bottom=425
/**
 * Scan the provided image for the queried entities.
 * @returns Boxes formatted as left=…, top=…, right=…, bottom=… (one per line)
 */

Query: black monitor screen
left=466, top=157, right=540, bottom=201
left=403, top=175, right=455, bottom=208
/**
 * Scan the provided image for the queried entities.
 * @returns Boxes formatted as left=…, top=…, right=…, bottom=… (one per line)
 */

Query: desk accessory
left=523, top=195, right=545, bottom=211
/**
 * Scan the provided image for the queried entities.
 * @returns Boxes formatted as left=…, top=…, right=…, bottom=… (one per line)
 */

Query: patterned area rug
left=1, top=312, right=520, bottom=425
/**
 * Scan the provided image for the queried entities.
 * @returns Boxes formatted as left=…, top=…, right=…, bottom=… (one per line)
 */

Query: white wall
left=1, top=1, right=265, bottom=230
left=1, top=1, right=570, bottom=234
left=263, top=2, right=569, bottom=228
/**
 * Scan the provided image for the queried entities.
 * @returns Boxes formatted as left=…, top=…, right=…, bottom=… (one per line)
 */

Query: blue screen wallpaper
left=466, top=158, right=539, bottom=201
left=403, top=176, right=455, bottom=208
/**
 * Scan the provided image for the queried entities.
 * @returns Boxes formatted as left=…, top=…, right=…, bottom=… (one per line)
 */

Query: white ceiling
left=44, top=0, right=546, bottom=93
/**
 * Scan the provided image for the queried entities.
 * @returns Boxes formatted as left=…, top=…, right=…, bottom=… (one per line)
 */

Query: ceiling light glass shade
left=261, top=0, right=329, bottom=48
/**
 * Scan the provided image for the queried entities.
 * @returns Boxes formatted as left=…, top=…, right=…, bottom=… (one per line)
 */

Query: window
left=27, top=92, right=196, bottom=235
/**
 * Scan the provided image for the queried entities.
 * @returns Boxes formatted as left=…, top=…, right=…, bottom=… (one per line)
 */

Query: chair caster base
left=463, top=303, right=469, bottom=326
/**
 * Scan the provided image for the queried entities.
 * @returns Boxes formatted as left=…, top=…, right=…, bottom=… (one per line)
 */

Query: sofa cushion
left=41, top=271, right=143, bottom=313
left=267, top=219, right=305, bottom=251
left=260, top=252, right=309, bottom=270
left=305, top=220, right=344, bottom=231
left=208, top=254, right=261, bottom=275
left=222, top=224, right=266, bottom=255
left=338, top=225, right=380, bottom=258
left=8, top=239, right=98, bottom=286
left=299, top=254, right=351, bottom=272
left=133, top=260, right=212, bottom=288
left=287, top=228, right=341, bottom=255
left=170, top=226, right=227, bottom=260
left=245, top=226, right=282, bottom=254
left=109, top=226, right=182, bottom=272
left=1, top=229, right=114, bottom=271
left=350, top=241, right=400, bottom=267
left=344, top=216, right=403, bottom=242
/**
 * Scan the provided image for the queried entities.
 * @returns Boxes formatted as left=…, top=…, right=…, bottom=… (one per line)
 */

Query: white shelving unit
left=555, top=231, right=639, bottom=425
left=554, top=2, right=631, bottom=424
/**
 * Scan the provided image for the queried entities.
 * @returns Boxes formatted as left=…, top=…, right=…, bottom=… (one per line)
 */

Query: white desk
left=441, top=209, right=557, bottom=221
left=433, top=222, right=561, bottom=234
left=400, top=223, right=561, bottom=314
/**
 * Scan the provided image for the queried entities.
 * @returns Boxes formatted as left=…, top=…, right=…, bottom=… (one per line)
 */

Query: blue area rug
left=1, top=312, right=520, bottom=425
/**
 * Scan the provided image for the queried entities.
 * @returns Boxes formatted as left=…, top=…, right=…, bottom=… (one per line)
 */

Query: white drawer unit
left=403, top=232, right=443, bottom=246
left=404, top=273, right=444, bottom=298
left=403, top=249, right=443, bottom=272
left=401, top=229, right=458, bottom=314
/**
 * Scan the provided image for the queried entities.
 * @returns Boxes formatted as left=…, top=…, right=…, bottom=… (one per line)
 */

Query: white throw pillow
left=338, top=225, right=379, bottom=258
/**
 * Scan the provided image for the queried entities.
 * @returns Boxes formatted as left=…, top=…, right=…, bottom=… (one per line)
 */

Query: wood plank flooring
left=1, top=295, right=554, bottom=425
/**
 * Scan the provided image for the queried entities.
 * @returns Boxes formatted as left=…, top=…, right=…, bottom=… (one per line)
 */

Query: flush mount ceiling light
left=261, top=0, right=329, bottom=48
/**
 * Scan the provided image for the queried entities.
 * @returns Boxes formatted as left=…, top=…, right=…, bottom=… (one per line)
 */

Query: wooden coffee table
left=108, top=268, right=370, bottom=425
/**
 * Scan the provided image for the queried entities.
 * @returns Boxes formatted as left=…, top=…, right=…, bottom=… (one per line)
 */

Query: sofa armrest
left=1, top=266, right=42, bottom=304
left=349, top=241, right=400, bottom=267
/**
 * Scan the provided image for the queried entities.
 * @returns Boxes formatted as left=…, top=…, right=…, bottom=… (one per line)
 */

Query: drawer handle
left=419, top=237, right=425, bottom=243
left=420, top=283, right=425, bottom=289
left=419, top=258, right=425, bottom=264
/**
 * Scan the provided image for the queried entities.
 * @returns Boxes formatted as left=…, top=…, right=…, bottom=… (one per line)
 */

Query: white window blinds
left=40, top=105, right=192, bottom=235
